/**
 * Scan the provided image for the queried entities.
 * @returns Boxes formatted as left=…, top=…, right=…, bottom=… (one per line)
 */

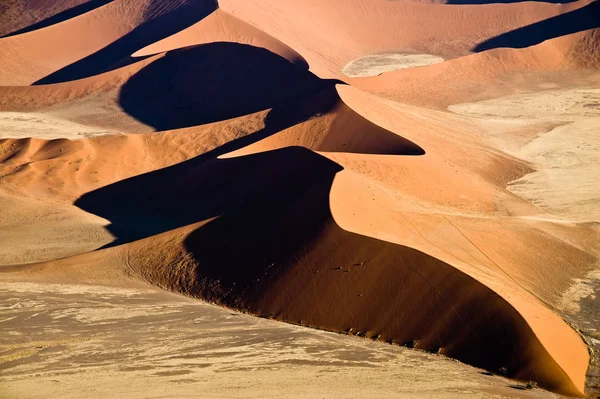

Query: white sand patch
left=343, top=53, right=444, bottom=78
left=449, top=87, right=600, bottom=222
left=558, top=266, right=600, bottom=315
left=0, top=112, right=114, bottom=139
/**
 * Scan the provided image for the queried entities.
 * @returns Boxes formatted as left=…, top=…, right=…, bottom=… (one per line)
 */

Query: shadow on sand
left=74, top=43, right=424, bottom=246
left=118, top=42, right=323, bottom=130
left=1, top=0, right=114, bottom=39
left=1, top=0, right=116, bottom=39
left=34, top=0, right=219, bottom=85
left=474, top=1, right=600, bottom=52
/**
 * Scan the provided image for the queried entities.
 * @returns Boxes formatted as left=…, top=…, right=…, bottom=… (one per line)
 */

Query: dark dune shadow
left=117, top=42, right=324, bottom=130
left=474, top=1, right=600, bottom=51
left=75, top=43, right=424, bottom=245
left=1, top=0, right=114, bottom=39
left=33, top=0, right=218, bottom=85
left=73, top=101, right=338, bottom=246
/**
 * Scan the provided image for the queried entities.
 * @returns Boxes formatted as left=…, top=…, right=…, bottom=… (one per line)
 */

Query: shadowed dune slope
left=0, top=0, right=113, bottom=38
left=0, top=0, right=95, bottom=37
left=474, top=1, right=600, bottom=52
left=118, top=42, right=325, bottom=130
left=34, top=0, right=218, bottom=85
left=0, top=0, right=218, bottom=85
left=71, top=91, right=423, bottom=246
left=66, top=147, right=585, bottom=396
left=0, top=1, right=596, bottom=396
left=226, top=84, right=425, bottom=157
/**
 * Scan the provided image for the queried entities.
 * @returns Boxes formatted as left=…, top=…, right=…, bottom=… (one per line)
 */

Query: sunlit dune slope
left=350, top=26, right=600, bottom=108
left=219, top=0, right=591, bottom=78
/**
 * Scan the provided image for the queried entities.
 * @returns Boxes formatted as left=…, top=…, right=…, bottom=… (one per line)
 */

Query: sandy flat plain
left=0, top=281, right=556, bottom=399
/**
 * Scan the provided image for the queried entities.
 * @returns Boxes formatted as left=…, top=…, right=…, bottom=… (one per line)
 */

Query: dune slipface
left=1, top=0, right=599, bottom=398
left=69, top=146, right=586, bottom=396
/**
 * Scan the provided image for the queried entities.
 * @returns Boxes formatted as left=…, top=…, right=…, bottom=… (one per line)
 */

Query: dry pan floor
left=0, top=281, right=556, bottom=399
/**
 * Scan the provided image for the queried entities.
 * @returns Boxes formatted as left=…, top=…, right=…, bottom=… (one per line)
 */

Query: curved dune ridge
left=132, top=8, right=308, bottom=67
left=1, top=0, right=599, bottom=397
left=0, top=0, right=97, bottom=38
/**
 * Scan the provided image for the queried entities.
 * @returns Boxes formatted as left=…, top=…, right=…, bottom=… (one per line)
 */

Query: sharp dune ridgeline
left=1, top=1, right=599, bottom=398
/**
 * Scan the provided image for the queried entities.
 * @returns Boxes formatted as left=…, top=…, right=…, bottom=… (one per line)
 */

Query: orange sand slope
left=1, top=0, right=599, bottom=397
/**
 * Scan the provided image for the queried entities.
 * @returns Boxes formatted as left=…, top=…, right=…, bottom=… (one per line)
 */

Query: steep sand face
left=6, top=146, right=585, bottom=396
left=1, top=0, right=600, bottom=396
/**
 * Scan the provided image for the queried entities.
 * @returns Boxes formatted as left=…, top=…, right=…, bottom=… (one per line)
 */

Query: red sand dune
left=133, top=8, right=307, bottom=67
left=350, top=27, right=600, bottom=108
left=1, top=0, right=599, bottom=397
left=219, top=0, right=592, bottom=78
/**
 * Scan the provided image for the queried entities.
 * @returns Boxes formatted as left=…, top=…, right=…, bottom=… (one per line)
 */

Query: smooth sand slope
left=1, top=0, right=599, bottom=397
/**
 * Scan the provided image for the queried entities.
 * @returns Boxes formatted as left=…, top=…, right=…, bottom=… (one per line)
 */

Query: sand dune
left=0, top=0, right=96, bottom=37
left=0, top=0, right=218, bottom=85
left=1, top=0, right=599, bottom=397
left=133, top=8, right=307, bottom=67
left=3, top=146, right=587, bottom=396
left=219, top=0, right=591, bottom=78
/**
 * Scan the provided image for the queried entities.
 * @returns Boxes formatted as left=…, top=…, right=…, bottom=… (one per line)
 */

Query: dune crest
left=133, top=8, right=307, bottom=67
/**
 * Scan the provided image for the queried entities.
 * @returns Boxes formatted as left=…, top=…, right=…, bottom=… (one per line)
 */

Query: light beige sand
left=0, top=281, right=555, bottom=399
left=0, top=192, right=113, bottom=265
left=449, top=87, right=600, bottom=222
left=0, top=112, right=114, bottom=139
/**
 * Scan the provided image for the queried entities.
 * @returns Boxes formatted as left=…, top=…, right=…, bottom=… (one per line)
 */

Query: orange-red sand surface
left=1, top=1, right=599, bottom=398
